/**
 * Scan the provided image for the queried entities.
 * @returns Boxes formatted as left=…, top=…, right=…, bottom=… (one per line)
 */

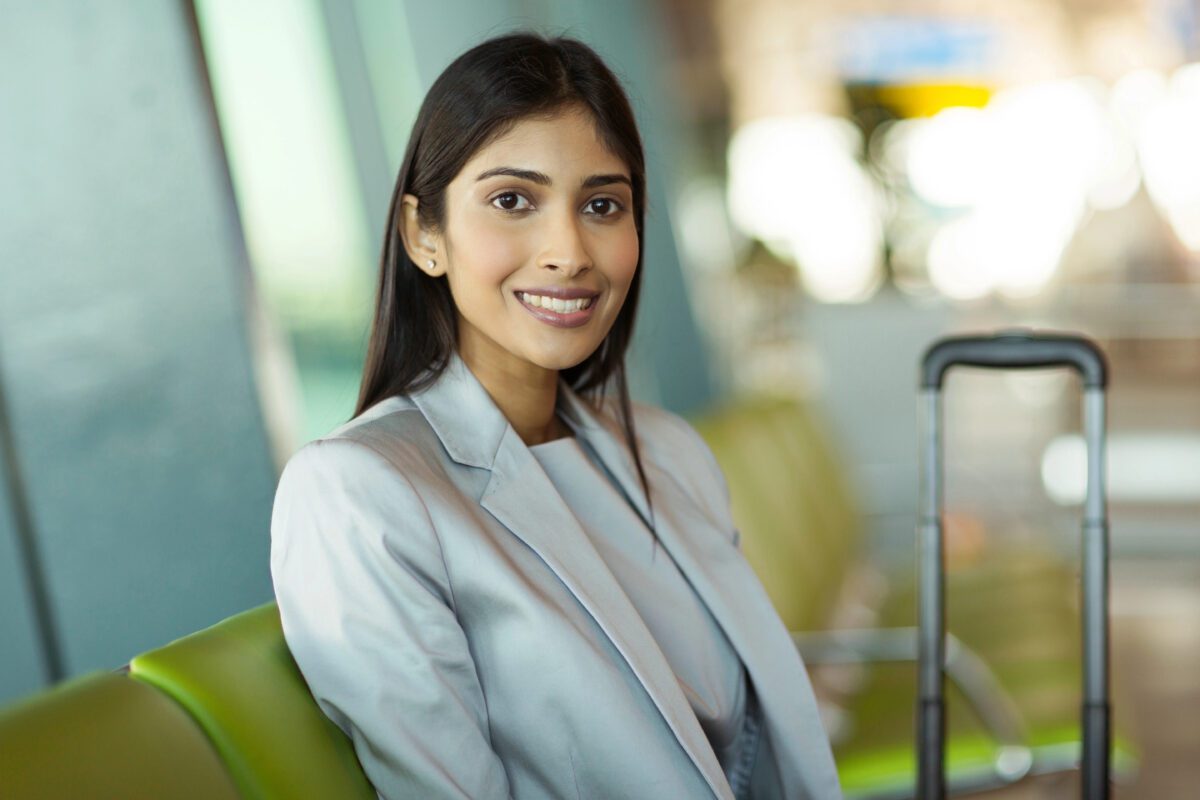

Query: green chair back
left=129, top=602, right=375, bottom=800
left=0, top=671, right=239, bottom=799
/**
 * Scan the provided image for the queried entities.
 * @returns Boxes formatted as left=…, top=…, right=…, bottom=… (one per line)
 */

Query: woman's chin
left=536, top=355, right=591, bottom=373
left=526, top=346, right=601, bottom=374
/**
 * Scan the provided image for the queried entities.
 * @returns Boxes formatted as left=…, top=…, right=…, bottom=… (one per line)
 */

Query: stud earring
left=425, top=259, right=436, bottom=271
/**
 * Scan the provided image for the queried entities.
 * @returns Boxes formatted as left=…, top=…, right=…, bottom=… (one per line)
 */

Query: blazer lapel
left=559, top=387, right=841, bottom=798
left=411, top=357, right=733, bottom=800
left=643, top=478, right=842, bottom=798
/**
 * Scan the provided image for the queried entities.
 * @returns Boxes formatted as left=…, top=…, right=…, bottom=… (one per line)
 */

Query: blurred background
left=1, top=0, right=1197, bottom=796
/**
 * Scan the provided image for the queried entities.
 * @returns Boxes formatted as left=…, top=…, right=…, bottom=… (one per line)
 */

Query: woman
left=270, top=32, right=840, bottom=800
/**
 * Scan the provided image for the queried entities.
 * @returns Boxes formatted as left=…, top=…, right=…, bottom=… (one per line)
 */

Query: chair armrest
left=792, top=626, right=1032, bottom=781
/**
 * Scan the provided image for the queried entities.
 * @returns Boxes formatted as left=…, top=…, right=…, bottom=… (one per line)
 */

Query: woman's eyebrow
left=582, top=173, right=632, bottom=190
left=475, top=166, right=631, bottom=190
left=476, top=167, right=551, bottom=185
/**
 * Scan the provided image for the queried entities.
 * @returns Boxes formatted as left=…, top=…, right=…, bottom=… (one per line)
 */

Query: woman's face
left=406, top=105, right=640, bottom=381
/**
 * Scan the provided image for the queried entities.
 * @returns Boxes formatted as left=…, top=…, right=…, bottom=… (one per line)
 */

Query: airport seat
left=691, top=394, right=1138, bottom=798
left=0, top=670, right=239, bottom=800
left=128, top=602, right=376, bottom=800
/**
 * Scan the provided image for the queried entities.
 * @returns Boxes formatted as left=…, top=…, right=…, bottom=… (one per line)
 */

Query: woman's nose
left=537, top=213, right=592, bottom=277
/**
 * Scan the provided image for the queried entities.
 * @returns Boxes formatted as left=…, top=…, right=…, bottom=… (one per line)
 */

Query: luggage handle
left=921, top=330, right=1107, bottom=390
left=916, top=329, right=1111, bottom=800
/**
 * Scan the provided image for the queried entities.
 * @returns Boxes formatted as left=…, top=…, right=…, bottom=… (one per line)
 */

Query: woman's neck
left=457, top=342, right=571, bottom=446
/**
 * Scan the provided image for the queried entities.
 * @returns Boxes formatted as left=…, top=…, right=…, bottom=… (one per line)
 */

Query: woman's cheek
left=470, top=221, right=529, bottom=282
left=608, top=229, right=640, bottom=289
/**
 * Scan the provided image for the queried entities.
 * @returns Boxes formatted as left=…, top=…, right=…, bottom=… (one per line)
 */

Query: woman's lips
left=514, top=291, right=598, bottom=329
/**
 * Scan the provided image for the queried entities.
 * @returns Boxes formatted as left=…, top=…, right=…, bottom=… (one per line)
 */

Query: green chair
left=129, top=602, right=375, bottom=800
left=0, top=671, right=239, bottom=799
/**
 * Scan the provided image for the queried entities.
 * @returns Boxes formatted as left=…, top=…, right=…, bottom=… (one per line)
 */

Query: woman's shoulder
left=580, top=397, right=717, bottom=470
left=625, top=402, right=703, bottom=452
left=621, top=402, right=729, bottom=495
left=619, top=402, right=736, bottom=534
left=282, top=394, right=446, bottom=480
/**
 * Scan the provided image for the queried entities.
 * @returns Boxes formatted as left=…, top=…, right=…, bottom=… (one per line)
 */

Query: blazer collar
left=409, top=351, right=652, bottom=522
left=554, top=383, right=655, bottom=524
left=409, top=353, right=508, bottom=471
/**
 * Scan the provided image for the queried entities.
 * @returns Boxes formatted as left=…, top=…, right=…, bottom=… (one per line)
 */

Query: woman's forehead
left=462, top=108, right=629, bottom=179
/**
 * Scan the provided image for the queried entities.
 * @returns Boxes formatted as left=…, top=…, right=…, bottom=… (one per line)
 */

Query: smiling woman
left=268, top=32, right=841, bottom=800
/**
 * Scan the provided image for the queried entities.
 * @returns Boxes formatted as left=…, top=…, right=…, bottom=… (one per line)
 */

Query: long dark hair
left=355, top=32, right=652, bottom=504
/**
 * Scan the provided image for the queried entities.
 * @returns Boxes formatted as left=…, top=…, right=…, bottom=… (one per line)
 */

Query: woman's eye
left=585, top=197, right=623, bottom=217
left=492, top=192, right=531, bottom=212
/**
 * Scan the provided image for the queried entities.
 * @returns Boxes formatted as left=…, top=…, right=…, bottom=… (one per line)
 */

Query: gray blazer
left=270, top=355, right=841, bottom=799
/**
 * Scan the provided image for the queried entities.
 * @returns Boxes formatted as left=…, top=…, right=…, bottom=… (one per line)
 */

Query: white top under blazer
left=529, top=433, right=753, bottom=792
left=269, top=353, right=842, bottom=799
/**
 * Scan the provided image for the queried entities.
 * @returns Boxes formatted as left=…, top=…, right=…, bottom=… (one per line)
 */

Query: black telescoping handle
left=917, top=328, right=1112, bottom=800
left=921, top=330, right=1108, bottom=390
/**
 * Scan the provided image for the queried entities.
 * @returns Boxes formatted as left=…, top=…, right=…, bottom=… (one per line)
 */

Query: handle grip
left=921, top=330, right=1107, bottom=390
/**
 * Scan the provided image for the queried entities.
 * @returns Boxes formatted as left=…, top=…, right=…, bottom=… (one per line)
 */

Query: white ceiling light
left=727, top=115, right=883, bottom=303
left=1137, top=63, right=1200, bottom=251
left=905, top=107, right=991, bottom=208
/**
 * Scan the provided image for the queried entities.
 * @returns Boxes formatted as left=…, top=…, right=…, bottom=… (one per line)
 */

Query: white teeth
left=520, top=293, right=593, bottom=313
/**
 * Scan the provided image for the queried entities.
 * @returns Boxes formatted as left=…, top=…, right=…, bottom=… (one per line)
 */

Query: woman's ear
left=400, top=194, right=446, bottom=276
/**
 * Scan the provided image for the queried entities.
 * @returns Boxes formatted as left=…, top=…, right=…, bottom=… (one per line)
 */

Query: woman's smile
left=514, top=287, right=601, bottom=328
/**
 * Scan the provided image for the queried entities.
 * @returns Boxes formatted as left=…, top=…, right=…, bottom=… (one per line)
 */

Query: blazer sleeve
left=270, top=437, right=511, bottom=800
